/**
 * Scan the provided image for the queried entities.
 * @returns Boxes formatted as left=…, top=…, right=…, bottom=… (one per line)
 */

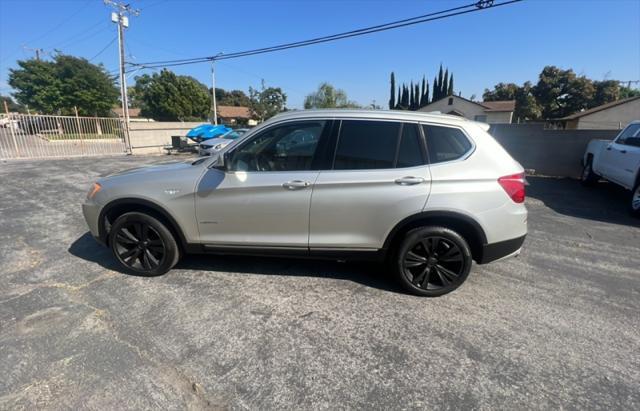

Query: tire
left=109, top=212, right=180, bottom=276
left=581, top=157, right=598, bottom=186
left=393, top=226, right=473, bottom=297
left=630, top=181, right=640, bottom=217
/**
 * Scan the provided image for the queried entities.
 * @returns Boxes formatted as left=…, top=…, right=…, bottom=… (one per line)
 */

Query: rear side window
left=334, top=120, right=400, bottom=170
left=397, top=123, right=425, bottom=168
left=422, top=124, right=472, bottom=164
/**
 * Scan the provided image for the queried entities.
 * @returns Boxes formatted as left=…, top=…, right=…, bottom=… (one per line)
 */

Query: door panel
left=196, top=169, right=319, bottom=246
left=309, top=166, right=431, bottom=249
left=606, top=143, right=637, bottom=188
left=195, top=119, right=329, bottom=247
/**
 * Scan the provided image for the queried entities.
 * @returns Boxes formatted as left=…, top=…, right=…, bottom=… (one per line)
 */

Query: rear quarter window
left=422, top=124, right=472, bottom=164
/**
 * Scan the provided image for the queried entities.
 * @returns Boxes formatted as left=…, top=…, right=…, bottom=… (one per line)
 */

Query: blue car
left=186, top=124, right=232, bottom=143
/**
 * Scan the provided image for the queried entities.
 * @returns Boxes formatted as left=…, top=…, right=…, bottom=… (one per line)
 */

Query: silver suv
left=83, top=110, right=527, bottom=296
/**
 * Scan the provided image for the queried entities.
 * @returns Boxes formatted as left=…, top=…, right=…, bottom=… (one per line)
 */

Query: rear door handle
left=395, top=176, right=425, bottom=185
left=282, top=180, right=310, bottom=190
left=620, top=150, right=627, bottom=154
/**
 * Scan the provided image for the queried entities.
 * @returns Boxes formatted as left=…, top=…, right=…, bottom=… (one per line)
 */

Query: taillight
left=498, top=173, right=526, bottom=203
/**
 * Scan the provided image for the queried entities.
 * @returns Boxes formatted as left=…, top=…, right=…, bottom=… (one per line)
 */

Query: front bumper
left=82, top=202, right=104, bottom=245
left=478, top=235, right=526, bottom=264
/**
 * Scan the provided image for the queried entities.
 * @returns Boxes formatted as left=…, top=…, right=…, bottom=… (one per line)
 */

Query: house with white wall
left=560, top=96, right=640, bottom=130
left=418, top=95, right=515, bottom=124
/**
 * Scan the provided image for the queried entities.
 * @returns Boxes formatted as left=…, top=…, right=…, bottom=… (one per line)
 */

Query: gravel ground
left=1, top=155, right=639, bottom=410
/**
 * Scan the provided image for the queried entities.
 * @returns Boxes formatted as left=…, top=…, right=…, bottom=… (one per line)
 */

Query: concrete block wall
left=128, top=122, right=203, bottom=154
left=489, top=124, right=620, bottom=178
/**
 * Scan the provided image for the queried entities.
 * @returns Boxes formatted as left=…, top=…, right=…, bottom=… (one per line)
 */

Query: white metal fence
left=0, top=113, right=130, bottom=159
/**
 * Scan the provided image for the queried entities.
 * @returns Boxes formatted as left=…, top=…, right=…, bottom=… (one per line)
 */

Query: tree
left=420, top=76, right=427, bottom=107
left=436, top=65, right=444, bottom=100
left=249, top=81, right=287, bottom=122
left=213, top=88, right=251, bottom=107
left=303, top=82, right=359, bottom=109
left=8, top=54, right=118, bottom=116
left=1, top=95, right=26, bottom=113
left=483, top=81, right=540, bottom=122
left=134, top=69, right=210, bottom=121
left=413, top=83, right=420, bottom=110
left=532, top=66, right=594, bottom=119
left=389, top=72, right=396, bottom=109
left=409, top=81, right=415, bottom=110
left=442, top=69, right=449, bottom=101
left=483, top=82, right=519, bottom=101
left=433, top=75, right=439, bottom=101
left=448, top=74, right=454, bottom=96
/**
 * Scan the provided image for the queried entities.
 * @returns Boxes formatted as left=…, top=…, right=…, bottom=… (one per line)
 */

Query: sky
left=1, top=0, right=639, bottom=109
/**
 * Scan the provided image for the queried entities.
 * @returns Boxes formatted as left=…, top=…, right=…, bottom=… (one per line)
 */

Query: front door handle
left=620, top=149, right=627, bottom=154
left=395, top=176, right=425, bottom=185
left=282, top=180, right=310, bottom=190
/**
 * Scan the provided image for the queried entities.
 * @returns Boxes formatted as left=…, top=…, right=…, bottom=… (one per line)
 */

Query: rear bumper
left=478, top=235, right=526, bottom=264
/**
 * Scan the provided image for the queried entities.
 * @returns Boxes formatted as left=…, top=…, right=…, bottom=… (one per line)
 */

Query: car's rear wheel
left=393, top=226, right=472, bottom=297
left=631, top=181, right=640, bottom=217
left=109, top=212, right=180, bottom=275
left=581, top=157, right=598, bottom=186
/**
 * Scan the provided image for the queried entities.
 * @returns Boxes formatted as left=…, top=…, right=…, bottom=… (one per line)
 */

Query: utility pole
left=211, top=60, right=217, bottom=125
left=210, top=53, right=223, bottom=125
left=22, top=46, right=44, bottom=60
left=104, top=0, right=139, bottom=154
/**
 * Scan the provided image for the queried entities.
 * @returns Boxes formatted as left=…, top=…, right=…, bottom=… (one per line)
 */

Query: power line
left=126, top=0, right=522, bottom=73
left=89, top=36, right=117, bottom=62
left=0, top=0, right=93, bottom=65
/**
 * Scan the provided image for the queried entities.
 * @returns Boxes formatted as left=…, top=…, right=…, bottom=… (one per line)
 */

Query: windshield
left=221, top=130, right=245, bottom=140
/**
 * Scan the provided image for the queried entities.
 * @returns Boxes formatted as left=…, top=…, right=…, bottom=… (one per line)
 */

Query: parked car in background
left=82, top=110, right=527, bottom=297
left=582, top=120, right=640, bottom=215
left=199, top=128, right=249, bottom=156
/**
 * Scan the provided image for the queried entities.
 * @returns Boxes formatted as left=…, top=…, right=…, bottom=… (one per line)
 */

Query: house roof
left=420, top=95, right=515, bottom=113
left=560, top=96, right=640, bottom=120
left=481, top=100, right=516, bottom=112
left=217, top=105, right=251, bottom=119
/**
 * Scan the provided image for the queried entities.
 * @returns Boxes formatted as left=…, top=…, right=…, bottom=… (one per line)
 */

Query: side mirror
left=210, top=151, right=229, bottom=171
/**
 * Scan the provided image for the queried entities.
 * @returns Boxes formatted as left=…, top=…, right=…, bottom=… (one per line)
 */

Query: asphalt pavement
left=1, top=155, right=638, bottom=410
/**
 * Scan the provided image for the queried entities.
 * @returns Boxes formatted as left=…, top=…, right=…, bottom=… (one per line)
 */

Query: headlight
left=87, top=182, right=102, bottom=199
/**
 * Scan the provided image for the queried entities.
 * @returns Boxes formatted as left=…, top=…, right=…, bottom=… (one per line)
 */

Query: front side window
left=334, top=120, right=400, bottom=170
left=616, top=123, right=640, bottom=146
left=228, top=121, right=324, bottom=172
left=423, top=124, right=472, bottom=164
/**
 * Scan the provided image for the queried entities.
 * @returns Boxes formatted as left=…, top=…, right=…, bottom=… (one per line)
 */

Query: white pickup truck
left=582, top=120, right=640, bottom=215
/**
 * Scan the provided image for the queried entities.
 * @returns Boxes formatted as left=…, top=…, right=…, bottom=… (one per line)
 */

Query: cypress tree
left=403, top=84, right=409, bottom=108
left=389, top=72, right=396, bottom=110
left=414, top=83, right=420, bottom=110
left=432, top=75, right=438, bottom=101
left=396, top=86, right=402, bottom=109
left=448, top=73, right=454, bottom=96
left=425, top=81, right=430, bottom=106
left=437, top=64, right=444, bottom=100
left=442, top=69, right=449, bottom=99
left=420, top=76, right=426, bottom=107
left=409, top=81, right=414, bottom=110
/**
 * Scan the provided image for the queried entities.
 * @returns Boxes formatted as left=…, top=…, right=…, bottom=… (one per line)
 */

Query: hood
left=101, top=159, right=205, bottom=179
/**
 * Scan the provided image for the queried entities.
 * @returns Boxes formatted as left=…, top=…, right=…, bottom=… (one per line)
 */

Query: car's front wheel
left=109, top=212, right=180, bottom=275
left=581, top=157, right=598, bottom=186
left=393, top=226, right=472, bottom=297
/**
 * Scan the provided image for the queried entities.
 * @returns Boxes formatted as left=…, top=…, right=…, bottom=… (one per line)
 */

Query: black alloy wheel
left=109, top=212, right=180, bottom=275
left=395, top=227, right=472, bottom=296
left=114, top=222, right=165, bottom=271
